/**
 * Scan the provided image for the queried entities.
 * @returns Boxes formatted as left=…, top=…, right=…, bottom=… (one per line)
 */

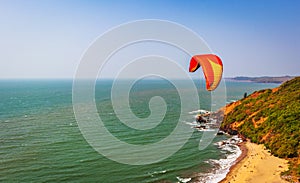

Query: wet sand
left=220, top=141, right=289, bottom=183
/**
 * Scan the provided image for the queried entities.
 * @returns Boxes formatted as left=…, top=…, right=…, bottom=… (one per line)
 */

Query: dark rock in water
left=227, top=129, right=238, bottom=135
left=194, top=124, right=207, bottom=129
left=217, top=131, right=224, bottom=135
left=196, top=115, right=207, bottom=123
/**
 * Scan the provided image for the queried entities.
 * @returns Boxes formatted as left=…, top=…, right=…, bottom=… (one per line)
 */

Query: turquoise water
left=0, top=79, right=278, bottom=182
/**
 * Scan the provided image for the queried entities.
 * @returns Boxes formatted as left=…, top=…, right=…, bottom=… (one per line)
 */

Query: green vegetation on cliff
left=222, top=77, right=300, bottom=181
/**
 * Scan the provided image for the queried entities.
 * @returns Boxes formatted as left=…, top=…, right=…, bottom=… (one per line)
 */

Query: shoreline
left=218, top=140, right=248, bottom=183
left=219, top=140, right=289, bottom=183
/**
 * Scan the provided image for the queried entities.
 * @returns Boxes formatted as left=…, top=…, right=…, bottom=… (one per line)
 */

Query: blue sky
left=0, top=0, right=299, bottom=78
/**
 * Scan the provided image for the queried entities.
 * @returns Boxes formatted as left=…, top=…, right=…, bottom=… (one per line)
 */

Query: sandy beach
left=220, top=141, right=289, bottom=183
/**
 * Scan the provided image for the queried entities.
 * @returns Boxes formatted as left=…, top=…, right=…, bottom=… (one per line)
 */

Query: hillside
left=229, top=76, right=295, bottom=83
left=221, top=77, right=300, bottom=182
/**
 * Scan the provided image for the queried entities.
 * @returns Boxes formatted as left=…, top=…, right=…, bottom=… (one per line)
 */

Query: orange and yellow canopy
left=189, top=54, right=223, bottom=91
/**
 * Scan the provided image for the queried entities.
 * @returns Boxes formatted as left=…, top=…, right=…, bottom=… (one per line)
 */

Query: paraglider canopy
left=189, top=54, right=223, bottom=91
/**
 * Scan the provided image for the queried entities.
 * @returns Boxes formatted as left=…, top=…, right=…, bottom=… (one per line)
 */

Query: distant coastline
left=226, top=76, right=295, bottom=83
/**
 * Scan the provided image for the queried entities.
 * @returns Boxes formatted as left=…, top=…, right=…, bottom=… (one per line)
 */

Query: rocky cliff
left=221, top=77, right=300, bottom=182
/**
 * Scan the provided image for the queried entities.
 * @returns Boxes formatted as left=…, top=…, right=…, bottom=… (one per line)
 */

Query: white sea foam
left=183, top=121, right=198, bottom=126
left=188, top=109, right=210, bottom=115
left=148, top=170, right=167, bottom=177
left=196, top=128, right=217, bottom=132
left=176, top=176, right=192, bottom=183
left=196, top=136, right=242, bottom=183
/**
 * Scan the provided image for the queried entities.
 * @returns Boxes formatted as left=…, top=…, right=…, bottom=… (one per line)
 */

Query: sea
left=0, top=79, right=278, bottom=183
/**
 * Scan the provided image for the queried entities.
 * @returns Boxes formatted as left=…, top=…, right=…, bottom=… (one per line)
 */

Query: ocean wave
left=148, top=170, right=167, bottom=177
left=176, top=176, right=192, bottom=183
left=183, top=121, right=198, bottom=126
left=188, top=109, right=210, bottom=115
